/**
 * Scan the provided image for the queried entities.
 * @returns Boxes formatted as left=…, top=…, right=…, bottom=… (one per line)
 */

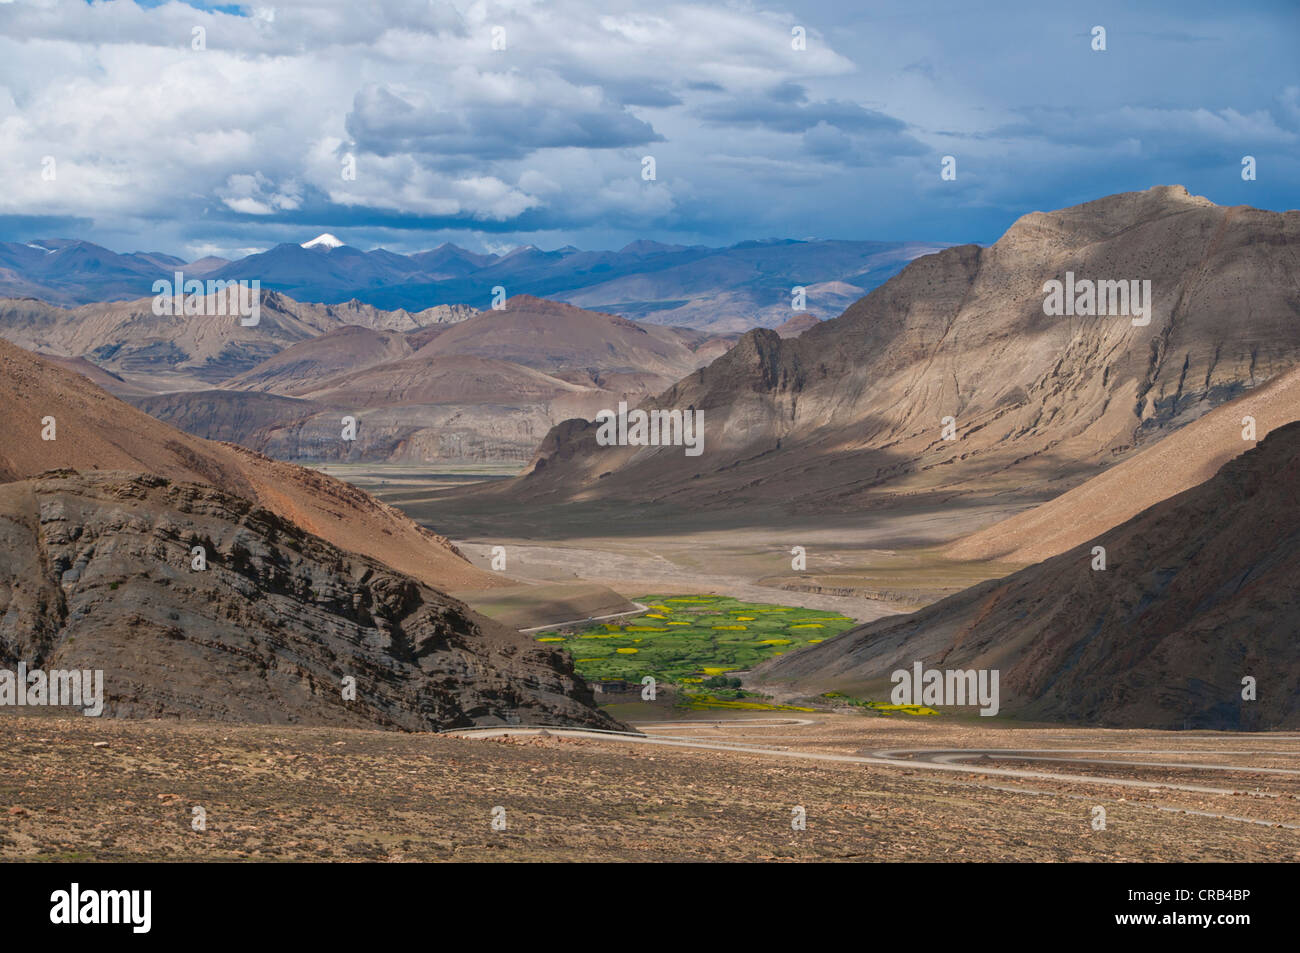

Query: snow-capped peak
left=301, top=233, right=344, bottom=249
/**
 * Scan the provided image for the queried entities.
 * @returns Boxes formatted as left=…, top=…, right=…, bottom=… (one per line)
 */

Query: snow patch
left=301, top=233, right=345, bottom=249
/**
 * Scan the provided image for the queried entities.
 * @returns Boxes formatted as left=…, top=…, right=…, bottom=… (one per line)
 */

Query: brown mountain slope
left=0, top=337, right=500, bottom=590
left=129, top=390, right=323, bottom=448
left=412, top=295, right=734, bottom=382
left=304, top=353, right=595, bottom=406
left=37, top=352, right=158, bottom=398
left=754, top=422, right=1300, bottom=730
left=143, top=295, right=738, bottom=464
left=226, top=355, right=608, bottom=464
left=775, top=312, right=821, bottom=338
left=506, top=187, right=1300, bottom=513
left=0, top=471, right=615, bottom=730
left=220, top=324, right=417, bottom=395
left=0, top=293, right=474, bottom=391
left=948, top=363, right=1300, bottom=563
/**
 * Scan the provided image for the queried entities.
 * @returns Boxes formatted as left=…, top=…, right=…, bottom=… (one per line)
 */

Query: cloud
left=219, top=173, right=303, bottom=216
left=992, top=105, right=1299, bottom=153
left=0, top=0, right=1292, bottom=256
left=697, top=89, right=914, bottom=135
left=344, top=72, right=663, bottom=161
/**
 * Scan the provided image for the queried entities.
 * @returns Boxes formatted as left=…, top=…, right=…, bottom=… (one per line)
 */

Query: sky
left=0, top=0, right=1296, bottom=259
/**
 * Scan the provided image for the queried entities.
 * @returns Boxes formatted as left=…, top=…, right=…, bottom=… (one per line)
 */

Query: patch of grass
left=683, top=695, right=816, bottom=712
left=535, top=594, right=858, bottom=694
left=33, top=851, right=96, bottom=862
left=821, top=692, right=939, bottom=716
left=869, top=703, right=939, bottom=716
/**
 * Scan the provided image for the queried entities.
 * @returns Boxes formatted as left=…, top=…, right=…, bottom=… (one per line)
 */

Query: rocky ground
left=3, top=711, right=1296, bottom=862
left=758, top=423, right=1300, bottom=730
left=0, top=471, right=613, bottom=732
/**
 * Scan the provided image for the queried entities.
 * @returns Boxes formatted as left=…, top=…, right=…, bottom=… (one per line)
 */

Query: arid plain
left=4, top=189, right=1300, bottom=863
left=4, top=710, right=1297, bottom=862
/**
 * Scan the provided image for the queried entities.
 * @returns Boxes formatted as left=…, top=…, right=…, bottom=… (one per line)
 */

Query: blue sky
left=0, top=0, right=1296, bottom=258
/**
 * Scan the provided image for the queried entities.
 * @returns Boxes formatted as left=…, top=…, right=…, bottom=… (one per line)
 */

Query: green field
left=534, top=594, right=858, bottom=687
left=821, top=691, right=938, bottom=716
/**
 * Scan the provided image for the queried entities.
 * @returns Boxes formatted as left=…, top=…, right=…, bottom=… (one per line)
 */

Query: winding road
left=518, top=602, right=649, bottom=634
left=445, top=718, right=1300, bottom=830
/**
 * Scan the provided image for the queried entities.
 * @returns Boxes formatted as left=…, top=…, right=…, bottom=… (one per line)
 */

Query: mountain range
left=8, top=184, right=1300, bottom=733
left=946, top=361, right=1300, bottom=564
left=0, top=292, right=738, bottom=464
left=0, top=336, right=494, bottom=590
left=0, top=337, right=615, bottom=729
left=755, top=421, right=1300, bottom=729
left=0, top=235, right=945, bottom=332
left=505, top=187, right=1300, bottom=516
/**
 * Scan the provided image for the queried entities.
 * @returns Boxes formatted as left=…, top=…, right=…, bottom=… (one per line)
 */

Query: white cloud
left=0, top=0, right=1292, bottom=253
left=0, top=0, right=858, bottom=241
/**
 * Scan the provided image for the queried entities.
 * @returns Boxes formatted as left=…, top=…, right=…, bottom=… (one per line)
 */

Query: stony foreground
left=3, top=711, right=1298, bottom=862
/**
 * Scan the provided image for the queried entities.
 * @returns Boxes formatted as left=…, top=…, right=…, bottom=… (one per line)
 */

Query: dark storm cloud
left=696, top=89, right=910, bottom=136
left=0, top=0, right=1294, bottom=257
left=0, top=214, right=97, bottom=242
left=344, top=83, right=664, bottom=162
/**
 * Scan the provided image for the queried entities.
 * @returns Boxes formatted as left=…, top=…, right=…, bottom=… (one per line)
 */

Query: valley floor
left=320, top=464, right=1027, bottom=627
left=3, top=712, right=1297, bottom=862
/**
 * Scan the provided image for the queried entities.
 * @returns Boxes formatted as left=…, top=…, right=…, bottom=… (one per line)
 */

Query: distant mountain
left=406, top=242, right=499, bottom=278
left=0, top=470, right=616, bottom=730
left=0, top=239, right=186, bottom=305
left=0, top=292, right=475, bottom=391
left=774, top=312, right=820, bottom=338
left=754, top=421, right=1300, bottom=730
left=406, top=295, right=726, bottom=379
left=0, top=286, right=733, bottom=464
left=0, top=338, right=615, bottom=730
left=186, top=255, right=230, bottom=276
left=547, top=239, right=940, bottom=331
left=0, top=337, right=498, bottom=591
left=0, top=235, right=946, bottom=332
left=139, top=296, right=739, bottom=464
left=218, top=324, right=419, bottom=396
left=946, top=363, right=1300, bottom=564
left=504, top=187, right=1300, bottom=515
left=301, top=232, right=345, bottom=249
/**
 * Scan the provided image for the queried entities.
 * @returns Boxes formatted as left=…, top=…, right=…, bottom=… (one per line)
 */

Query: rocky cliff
left=754, top=422, right=1300, bottom=730
left=0, top=471, right=617, bottom=730
left=511, top=187, right=1300, bottom=514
